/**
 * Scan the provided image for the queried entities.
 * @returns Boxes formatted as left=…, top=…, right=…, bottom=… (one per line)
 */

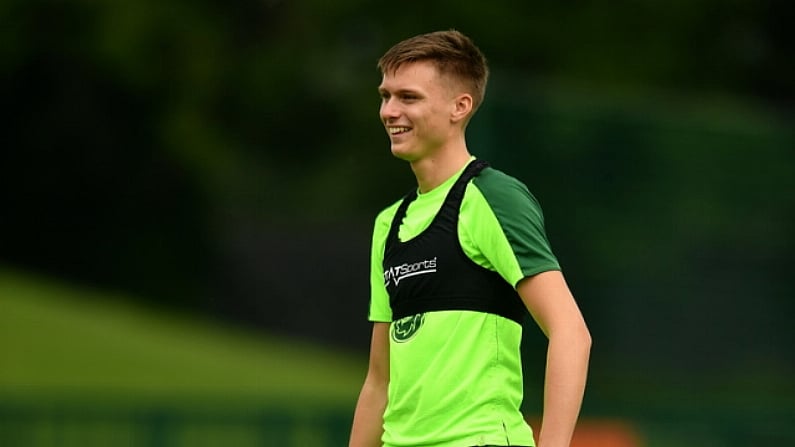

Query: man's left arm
left=517, top=270, right=591, bottom=447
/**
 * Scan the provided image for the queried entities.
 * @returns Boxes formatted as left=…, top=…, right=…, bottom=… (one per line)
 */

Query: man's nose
left=380, top=98, right=399, bottom=121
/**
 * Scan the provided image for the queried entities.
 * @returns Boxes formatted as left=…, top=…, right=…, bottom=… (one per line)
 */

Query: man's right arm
left=349, top=322, right=390, bottom=447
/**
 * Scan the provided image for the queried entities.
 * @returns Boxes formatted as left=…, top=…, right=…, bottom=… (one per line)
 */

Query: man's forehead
left=379, top=61, right=440, bottom=90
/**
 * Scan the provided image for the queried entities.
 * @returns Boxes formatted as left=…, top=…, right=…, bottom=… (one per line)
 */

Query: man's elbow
left=567, top=320, right=592, bottom=355
left=579, top=322, right=592, bottom=352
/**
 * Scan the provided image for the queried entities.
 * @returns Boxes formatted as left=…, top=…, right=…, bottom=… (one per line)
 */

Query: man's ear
left=450, top=93, right=473, bottom=124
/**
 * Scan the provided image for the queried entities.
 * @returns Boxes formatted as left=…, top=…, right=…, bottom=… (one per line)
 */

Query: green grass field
left=3, top=267, right=794, bottom=446
left=0, top=267, right=366, bottom=408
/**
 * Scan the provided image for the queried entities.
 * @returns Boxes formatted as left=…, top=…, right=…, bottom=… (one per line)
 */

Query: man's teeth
left=389, top=127, right=410, bottom=135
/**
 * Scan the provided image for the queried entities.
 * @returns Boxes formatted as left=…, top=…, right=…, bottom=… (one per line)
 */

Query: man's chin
left=390, top=146, right=416, bottom=161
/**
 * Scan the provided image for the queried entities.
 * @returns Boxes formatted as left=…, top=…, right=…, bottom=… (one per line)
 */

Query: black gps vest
left=383, top=160, right=527, bottom=324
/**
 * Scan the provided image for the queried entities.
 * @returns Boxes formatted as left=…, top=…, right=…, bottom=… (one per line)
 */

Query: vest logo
left=391, top=313, right=425, bottom=343
left=383, top=257, right=437, bottom=286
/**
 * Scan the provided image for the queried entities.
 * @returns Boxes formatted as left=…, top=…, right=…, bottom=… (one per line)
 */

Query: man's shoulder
left=470, top=165, right=537, bottom=206
left=372, top=196, right=404, bottom=236
left=375, top=196, right=404, bottom=221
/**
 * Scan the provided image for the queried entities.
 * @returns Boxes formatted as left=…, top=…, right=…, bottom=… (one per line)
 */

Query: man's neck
left=410, top=143, right=472, bottom=194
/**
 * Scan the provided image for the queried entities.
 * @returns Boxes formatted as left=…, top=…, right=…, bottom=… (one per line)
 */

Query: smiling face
left=378, top=61, right=468, bottom=162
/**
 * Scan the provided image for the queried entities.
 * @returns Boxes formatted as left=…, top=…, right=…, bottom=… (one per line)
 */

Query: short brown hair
left=378, top=30, right=489, bottom=113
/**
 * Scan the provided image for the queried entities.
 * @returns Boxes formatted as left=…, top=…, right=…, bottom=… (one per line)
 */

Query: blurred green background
left=1, top=0, right=793, bottom=446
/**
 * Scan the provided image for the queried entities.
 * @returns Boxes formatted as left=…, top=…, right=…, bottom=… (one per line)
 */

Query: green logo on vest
left=391, top=313, right=425, bottom=343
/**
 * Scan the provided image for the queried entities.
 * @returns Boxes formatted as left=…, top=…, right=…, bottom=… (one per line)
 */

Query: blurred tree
left=0, top=0, right=792, bottom=373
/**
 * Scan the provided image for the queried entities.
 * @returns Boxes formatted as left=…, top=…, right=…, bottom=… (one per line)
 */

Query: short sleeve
left=461, top=169, right=560, bottom=287
left=368, top=203, right=400, bottom=322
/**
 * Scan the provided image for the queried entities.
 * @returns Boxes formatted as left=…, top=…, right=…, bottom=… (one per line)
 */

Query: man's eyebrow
left=378, top=87, right=421, bottom=96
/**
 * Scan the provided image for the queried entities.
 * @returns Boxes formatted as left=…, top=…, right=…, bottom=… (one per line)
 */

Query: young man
left=349, top=30, right=591, bottom=447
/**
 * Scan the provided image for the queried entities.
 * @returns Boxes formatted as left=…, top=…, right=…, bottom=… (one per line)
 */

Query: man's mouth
left=388, top=127, right=411, bottom=135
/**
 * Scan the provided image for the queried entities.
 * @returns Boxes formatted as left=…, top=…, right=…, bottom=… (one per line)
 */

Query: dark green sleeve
left=470, top=167, right=560, bottom=284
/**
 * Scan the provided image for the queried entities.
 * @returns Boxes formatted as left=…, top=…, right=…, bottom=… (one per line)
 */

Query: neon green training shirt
left=369, top=158, right=560, bottom=447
